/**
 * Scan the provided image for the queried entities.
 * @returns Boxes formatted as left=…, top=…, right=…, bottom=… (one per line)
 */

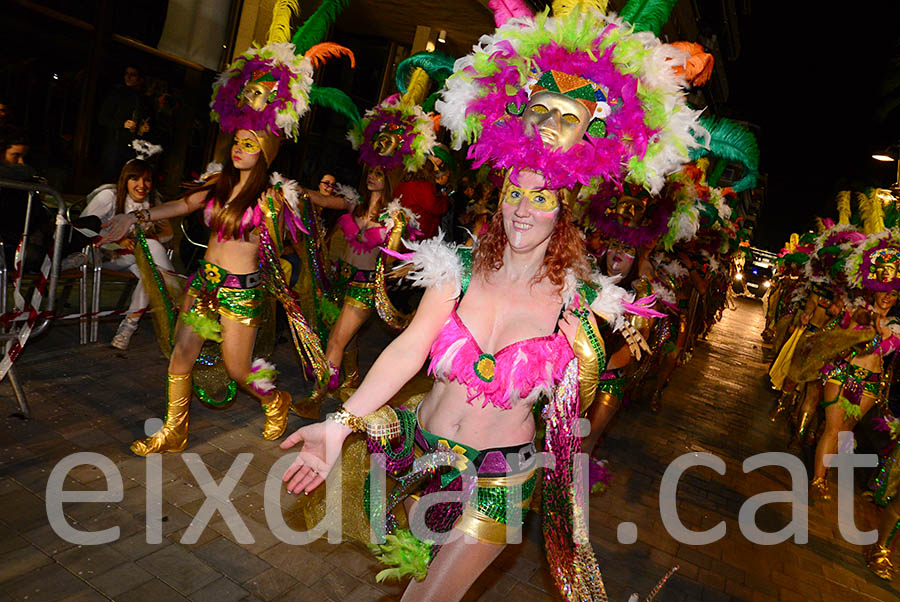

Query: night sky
left=726, top=2, right=900, bottom=250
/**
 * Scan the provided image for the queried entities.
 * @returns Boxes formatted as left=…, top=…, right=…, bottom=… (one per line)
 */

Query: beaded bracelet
left=130, top=209, right=151, bottom=224
left=327, top=407, right=367, bottom=433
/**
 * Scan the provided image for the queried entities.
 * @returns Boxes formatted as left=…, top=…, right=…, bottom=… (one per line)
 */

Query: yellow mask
left=503, top=184, right=560, bottom=213
left=233, top=136, right=262, bottom=155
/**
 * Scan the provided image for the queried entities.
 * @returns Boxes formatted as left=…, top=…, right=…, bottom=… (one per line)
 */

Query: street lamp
left=872, top=144, right=900, bottom=191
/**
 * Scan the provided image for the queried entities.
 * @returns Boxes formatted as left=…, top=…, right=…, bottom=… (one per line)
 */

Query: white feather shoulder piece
left=269, top=172, right=300, bottom=214
left=334, top=183, right=360, bottom=207
left=199, top=161, right=223, bottom=181
left=581, top=271, right=632, bottom=332
left=399, top=234, right=463, bottom=299
left=383, top=198, right=421, bottom=231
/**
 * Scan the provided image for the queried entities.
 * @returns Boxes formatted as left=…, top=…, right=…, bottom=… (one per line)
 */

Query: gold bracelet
left=131, top=209, right=150, bottom=224
left=327, top=406, right=401, bottom=440
left=327, top=407, right=367, bottom=432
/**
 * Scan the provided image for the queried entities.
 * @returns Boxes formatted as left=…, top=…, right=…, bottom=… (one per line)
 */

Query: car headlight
left=763, top=281, right=771, bottom=288
left=735, top=273, right=743, bottom=281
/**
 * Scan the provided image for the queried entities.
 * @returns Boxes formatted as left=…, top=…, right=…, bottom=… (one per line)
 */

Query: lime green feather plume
left=619, top=0, right=679, bottom=36
left=691, top=115, right=759, bottom=193
left=309, top=84, right=360, bottom=125
left=291, top=0, right=350, bottom=56
left=368, top=529, right=433, bottom=582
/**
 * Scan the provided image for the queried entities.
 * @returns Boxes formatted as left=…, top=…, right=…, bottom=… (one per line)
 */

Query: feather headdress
left=436, top=0, right=706, bottom=193
left=348, top=51, right=454, bottom=172
left=210, top=0, right=359, bottom=141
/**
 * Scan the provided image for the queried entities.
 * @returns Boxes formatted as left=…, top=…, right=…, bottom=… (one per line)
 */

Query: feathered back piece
left=395, top=52, right=455, bottom=110
left=836, top=191, right=851, bottom=225
left=291, top=0, right=350, bottom=56
left=210, top=0, right=358, bottom=140
left=690, top=115, right=759, bottom=193
left=620, top=0, right=680, bottom=36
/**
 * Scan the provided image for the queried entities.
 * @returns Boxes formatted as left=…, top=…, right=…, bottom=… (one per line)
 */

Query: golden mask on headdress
left=238, top=70, right=278, bottom=111
left=522, top=91, right=591, bottom=151
left=613, top=195, right=648, bottom=227
left=372, top=126, right=404, bottom=157
left=870, top=247, right=900, bottom=284
left=519, top=70, right=610, bottom=151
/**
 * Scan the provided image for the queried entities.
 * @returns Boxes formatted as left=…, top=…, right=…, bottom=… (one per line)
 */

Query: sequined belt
left=185, top=260, right=264, bottom=334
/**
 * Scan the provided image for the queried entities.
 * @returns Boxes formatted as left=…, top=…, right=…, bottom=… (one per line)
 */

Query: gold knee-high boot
left=867, top=506, right=900, bottom=580
left=291, top=361, right=338, bottom=419
left=769, top=390, right=795, bottom=422
left=130, top=373, right=192, bottom=456
left=338, top=344, right=360, bottom=401
left=792, top=411, right=813, bottom=446
left=240, top=383, right=293, bottom=440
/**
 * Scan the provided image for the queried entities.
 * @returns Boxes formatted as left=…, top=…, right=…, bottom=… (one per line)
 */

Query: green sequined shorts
left=187, top=260, right=264, bottom=328
left=332, top=261, right=375, bottom=311
left=413, top=416, right=538, bottom=545
left=597, top=369, right=625, bottom=399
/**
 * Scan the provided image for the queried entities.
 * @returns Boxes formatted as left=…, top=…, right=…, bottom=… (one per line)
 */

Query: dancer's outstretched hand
left=280, top=421, right=349, bottom=495
left=98, top=214, right=136, bottom=244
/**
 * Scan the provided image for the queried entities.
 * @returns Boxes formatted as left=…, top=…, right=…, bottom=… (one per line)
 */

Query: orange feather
left=305, top=42, right=356, bottom=69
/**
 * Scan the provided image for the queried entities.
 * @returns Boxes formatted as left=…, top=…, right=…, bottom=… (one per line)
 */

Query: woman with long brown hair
left=81, top=158, right=174, bottom=349
left=99, top=129, right=330, bottom=455
left=295, top=164, right=415, bottom=414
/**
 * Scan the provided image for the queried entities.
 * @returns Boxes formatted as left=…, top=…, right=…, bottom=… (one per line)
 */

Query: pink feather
left=488, top=0, right=533, bottom=27
left=622, top=295, right=667, bottom=318
left=380, top=247, right=414, bottom=261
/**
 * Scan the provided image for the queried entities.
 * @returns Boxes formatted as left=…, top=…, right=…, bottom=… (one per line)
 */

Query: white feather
left=585, top=271, right=631, bottom=332
left=269, top=172, right=300, bottom=213
left=650, top=278, right=677, bottom=305
left=334, top=183, right=360, bottom=207
left=200, top=161, right=223, bottom=181
left=400, top=234, right=463, bottom=298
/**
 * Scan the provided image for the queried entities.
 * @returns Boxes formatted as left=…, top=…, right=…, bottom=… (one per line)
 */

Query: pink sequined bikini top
left=338, top=212, right=389, bottom=255
left=427, top=305, right=574, bottom=410
left=204, top=198, right=263, bottom=241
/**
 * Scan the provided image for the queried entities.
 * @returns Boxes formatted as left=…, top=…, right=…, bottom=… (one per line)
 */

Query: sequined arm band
left=130, top=208, right=151, bottom=224
left=328, top=405, right=402, bottom=440
left=572, top=307, right=605, bottom=413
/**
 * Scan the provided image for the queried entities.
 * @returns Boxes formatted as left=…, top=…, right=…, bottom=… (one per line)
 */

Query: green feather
left=619, top=0, right=679, bottom=36
left=395, top=51, right=455, bottom=94
left=291, top=0, right=350, bottom=56
left=368, top=529, right=433, bottom=582
left=309, top=85, right=361, bottom=125
left=691, top=115, right=760, bottom=193
left=782, top=252, right=809, bottom=265
left=182, top=311, right=223, bottom=342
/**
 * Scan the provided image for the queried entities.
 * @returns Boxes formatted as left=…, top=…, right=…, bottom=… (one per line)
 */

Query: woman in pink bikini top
left=293, top=165, right=416, bottom=416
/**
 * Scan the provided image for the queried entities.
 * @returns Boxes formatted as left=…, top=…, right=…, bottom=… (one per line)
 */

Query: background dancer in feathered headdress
left=99, top=0, right=359, bottom=455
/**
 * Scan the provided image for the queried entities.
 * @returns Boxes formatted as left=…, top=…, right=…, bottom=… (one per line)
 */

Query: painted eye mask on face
left=233, top=137, right=261, bottom=155
left=503, top=185, right=560, bottom=213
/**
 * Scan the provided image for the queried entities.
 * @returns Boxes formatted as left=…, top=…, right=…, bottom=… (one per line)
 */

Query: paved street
left=0, top=297, right=898, bottom=601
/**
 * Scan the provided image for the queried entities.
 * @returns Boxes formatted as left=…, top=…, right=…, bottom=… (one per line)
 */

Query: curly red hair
left=473, top=201, right=589, bottom=292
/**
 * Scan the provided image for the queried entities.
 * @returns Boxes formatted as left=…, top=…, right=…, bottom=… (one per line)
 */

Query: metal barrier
left=0, top=177, right=68, bottom=418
